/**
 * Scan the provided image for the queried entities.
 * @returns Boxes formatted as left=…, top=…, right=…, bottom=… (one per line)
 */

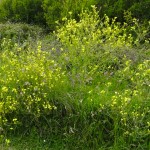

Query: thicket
left=0, top=0, right=149, bottom=31
left=0, top=6, right=150, bottom=149
left=0, top=22, right=44, bottom=44
left=95, top=0, right=150, bottom=23
left=0, top=0, right=45, bottom=24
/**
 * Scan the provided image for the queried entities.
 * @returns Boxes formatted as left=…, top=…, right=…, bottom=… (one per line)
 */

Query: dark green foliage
left=95, top=0, right=150, bottom=23
left=0, top=0, right=149, bottom=31
left=129, top=0, right=150, bottom=21
left=0, top=0, right=45, bottom=25
left=42, top=0, right=95, bottom=31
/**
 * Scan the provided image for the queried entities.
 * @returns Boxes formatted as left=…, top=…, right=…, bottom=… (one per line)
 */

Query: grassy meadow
left=0, top=6, right=150, bottom=150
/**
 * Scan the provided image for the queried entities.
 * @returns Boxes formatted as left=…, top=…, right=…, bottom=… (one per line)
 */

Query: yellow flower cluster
left=0, top=42, right=66, bottom=128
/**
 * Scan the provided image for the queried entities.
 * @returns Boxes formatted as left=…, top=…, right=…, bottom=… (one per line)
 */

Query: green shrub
left=0, top=0, right=149, bottom=31
left=0, top=23, right=44, bottom=49
left=0, top=5, right=150, bottom=149
left=42, top=0, right=95, bottom=31
left=95, top=0, right=150, bottom=23
left=0, top=41, right=67, bottom=132
left=55, top=5, right=143, bottom=80
left=53, top=6, right=150, bottom=148
left=0, top=0, right=45, bottom=25
left=129, top=0, right=150, bottom=22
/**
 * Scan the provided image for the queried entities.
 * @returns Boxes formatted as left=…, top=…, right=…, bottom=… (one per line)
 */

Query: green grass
left=0, top=6, right=150, bottom=150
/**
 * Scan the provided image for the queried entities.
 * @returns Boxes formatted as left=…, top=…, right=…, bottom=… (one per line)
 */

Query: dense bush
left=0, top=41, right=67, bottom=133
left=0, top=5, right=150, bottom=150
left=55, top=6, right=149, bottom=75
left=95, top=0, right=150, bottom=23
left=0, top=0, right=45, bottom=24
left=0, top=23, right=44, bottom=39
left=0, top=0, right=149, bottom=31
left=42, top=0, right=95, bottom=31
left=0, top=22, right=45, bottom=51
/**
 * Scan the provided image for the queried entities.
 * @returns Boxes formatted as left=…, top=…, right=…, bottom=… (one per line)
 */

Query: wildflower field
left=0, top=6, right=150, bottom=150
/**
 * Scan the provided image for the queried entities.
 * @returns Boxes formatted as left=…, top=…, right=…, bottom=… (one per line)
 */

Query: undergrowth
left=0, top=6, right=150, bottom=150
